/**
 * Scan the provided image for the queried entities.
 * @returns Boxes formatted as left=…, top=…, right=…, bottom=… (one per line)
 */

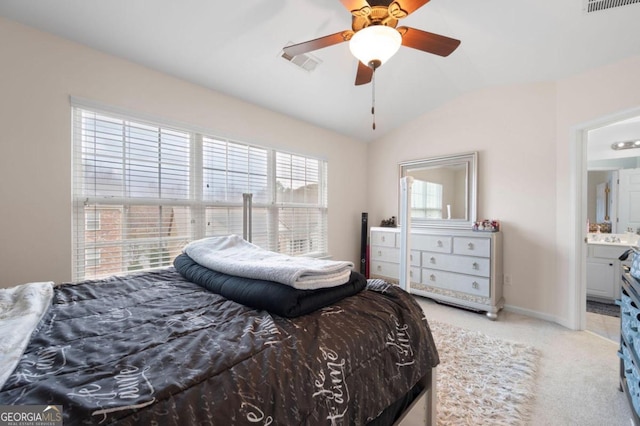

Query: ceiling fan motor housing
left=352, top=5, right=400, bottom=31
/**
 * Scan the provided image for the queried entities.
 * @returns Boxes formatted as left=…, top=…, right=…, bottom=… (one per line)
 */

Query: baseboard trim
left=503, top=304, right=565, bottom=326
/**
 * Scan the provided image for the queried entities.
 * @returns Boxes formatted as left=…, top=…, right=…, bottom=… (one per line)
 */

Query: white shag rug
left=429, top=320, right=541, bottom=426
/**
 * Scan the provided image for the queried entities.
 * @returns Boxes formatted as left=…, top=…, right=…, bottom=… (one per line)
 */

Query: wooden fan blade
left=398, top=26, right=460, bottom=57
left=283, top=31, right=353, bottom=57
left=340, top=0, right=371, bottom=15
left=390, top=0, right=430, bottom=17
left=355, top=61, right=374, bottom=86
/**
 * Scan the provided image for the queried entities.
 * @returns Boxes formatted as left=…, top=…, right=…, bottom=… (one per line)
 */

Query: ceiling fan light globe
left=349, top=25, right=402, bottom=68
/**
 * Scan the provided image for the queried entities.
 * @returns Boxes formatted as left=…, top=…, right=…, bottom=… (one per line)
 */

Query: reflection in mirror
left=399, top=152, right=477, bottom=229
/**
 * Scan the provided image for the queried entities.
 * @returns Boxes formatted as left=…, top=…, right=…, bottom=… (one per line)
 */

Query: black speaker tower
left=360, top=212, right=368, bottom=277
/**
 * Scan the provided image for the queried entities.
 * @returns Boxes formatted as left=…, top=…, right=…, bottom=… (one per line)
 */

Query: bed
left=0, top=258, right=439, bottom=425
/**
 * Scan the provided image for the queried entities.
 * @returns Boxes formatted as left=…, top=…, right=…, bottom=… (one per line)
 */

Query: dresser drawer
left=409, top=267, right=420, bottom=283
left=422, top=268, right=490, bottom=297
left=413, top=234, right=452, bottom=253
left=453, top=236, right=491, bottom=257
left=370, top=230, right=397, bottom=248
left=409, top=250, right=421, bottom=267
left=370, top=246, right=399, bottom=263
left=421, top=269, right=452, bottom=291
left=370, top=261, right=399, bottom=279
left=451, top=273, right=490, bottom=297
left=421, top=252, right=490, bottom=278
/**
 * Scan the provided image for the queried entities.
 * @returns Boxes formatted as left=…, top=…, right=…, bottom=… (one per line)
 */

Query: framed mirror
left=399, top=151, right=477, bottom=229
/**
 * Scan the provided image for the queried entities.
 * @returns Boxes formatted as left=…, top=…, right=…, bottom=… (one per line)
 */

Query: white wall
left=0, top=17, right=368, bottom=287
left=368, top=54, right=640, bottom=325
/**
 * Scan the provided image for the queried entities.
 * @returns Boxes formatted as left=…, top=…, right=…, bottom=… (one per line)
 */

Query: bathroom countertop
left=587, top=233, right=638, bottom=247
left=588, top=240, right=633, bottom=247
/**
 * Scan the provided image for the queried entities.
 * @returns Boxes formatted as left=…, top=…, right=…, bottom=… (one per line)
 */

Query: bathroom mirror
left=399, top=152, right=477, bottom=229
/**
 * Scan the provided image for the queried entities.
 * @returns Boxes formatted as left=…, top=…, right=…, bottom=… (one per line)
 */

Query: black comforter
left=174, top=253, right=367, bottom=318
left=0, top=268, right=439, bottom=425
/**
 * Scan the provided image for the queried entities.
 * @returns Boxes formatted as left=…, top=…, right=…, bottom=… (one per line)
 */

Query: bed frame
left=395, top=369, right=438, bottom=426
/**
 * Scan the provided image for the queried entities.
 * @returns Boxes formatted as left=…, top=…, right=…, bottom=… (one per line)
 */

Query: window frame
left=411, top=180, right=444, bottom=219
left=72, top=100, right=328, bottom=281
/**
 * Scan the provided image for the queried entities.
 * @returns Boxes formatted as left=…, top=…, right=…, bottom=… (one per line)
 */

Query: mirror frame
left=399, top=151, right=478, bottom=229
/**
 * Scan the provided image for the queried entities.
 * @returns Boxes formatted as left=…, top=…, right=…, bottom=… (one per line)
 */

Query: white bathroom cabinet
left=586, top=244, right=629, bottom=301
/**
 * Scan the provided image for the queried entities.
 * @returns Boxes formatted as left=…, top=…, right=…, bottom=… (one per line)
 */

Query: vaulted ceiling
left=2, top=0, right=640, bottom=142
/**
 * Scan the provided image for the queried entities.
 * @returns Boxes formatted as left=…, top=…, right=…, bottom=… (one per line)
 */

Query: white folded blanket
left=183, top=235, right=354, bottom=290
left=0, top=281, right=53, bottom=389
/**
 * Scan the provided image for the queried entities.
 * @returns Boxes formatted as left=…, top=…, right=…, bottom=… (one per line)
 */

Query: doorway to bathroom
left=579, top=112, right=640, bottom=336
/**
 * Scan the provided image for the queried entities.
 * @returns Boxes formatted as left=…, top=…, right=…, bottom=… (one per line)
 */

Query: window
left=411, top=180, right=443, bottom=218
left=72, top=103, right=328, bottom=280
left=85, top=209, right=101, bottom=231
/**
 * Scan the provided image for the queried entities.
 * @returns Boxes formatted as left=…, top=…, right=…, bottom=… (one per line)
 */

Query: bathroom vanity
left=586, top=233, right=635, bottom=302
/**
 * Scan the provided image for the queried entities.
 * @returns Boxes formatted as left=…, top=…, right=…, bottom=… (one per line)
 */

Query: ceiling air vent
left=281, top=44, right=322, bottom=72
left=583, top=0, right=640, bottom=13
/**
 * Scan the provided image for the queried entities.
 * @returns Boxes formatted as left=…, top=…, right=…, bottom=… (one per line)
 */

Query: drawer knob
left=410, top=254, right=413, bottom=261
left=377, top=265, right=382, bottom=271
left=430, top=274, right=436, bottom=282
left=381, top=236, right=386, bottom=242
left=430, top=257, right=436, bottom=264
left=437, top=240, right=443, bottom=247
left=377, top=250, right=382, bottom=256
left=472, top=281, right=479, bottom=289
left=468, top=242, right=474, bottom=250
left=472, top=262, right=479, bottom=270
left=410, top=271, right=413, bottom=277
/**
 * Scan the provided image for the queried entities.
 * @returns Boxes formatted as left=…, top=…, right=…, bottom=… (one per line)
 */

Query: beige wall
left=0, top=17, right=368, bottom=286
left=368, top=83, right=558, bottom=321
left=369, top=55, right=640, bottom=326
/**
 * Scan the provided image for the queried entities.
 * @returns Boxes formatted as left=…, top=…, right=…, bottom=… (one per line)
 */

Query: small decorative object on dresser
left=369, top=226, right=504, bottom=320
left=473, top=220, right=500, bottom=232
left=380, top=216, right=397, bottom=227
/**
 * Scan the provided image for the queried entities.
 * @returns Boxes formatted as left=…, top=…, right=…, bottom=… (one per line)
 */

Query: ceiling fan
left=282, top=0, right=461, bottom=86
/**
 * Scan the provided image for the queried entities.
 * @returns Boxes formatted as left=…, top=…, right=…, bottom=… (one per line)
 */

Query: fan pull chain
left=371, top=69, right=376, bottom=130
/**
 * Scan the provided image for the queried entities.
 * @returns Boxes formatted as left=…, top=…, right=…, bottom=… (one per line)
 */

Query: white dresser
left=370, top=226, right=504, bottom=320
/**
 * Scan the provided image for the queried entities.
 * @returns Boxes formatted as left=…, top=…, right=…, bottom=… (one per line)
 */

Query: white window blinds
left=275, top=152, right=328, bottom=256
left=201, top=137, right=271, bottom=249
left=72, top=103, right=328, bottom=281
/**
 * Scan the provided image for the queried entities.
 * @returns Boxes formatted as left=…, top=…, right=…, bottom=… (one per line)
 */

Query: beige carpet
left=429, top=320, right=541, bottom=426
left=417, top=296, right=632, bottom=426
